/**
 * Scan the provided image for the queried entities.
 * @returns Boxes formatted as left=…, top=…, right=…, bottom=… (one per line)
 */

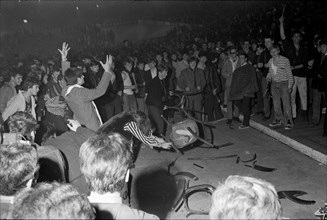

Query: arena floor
left=130, top=116, right=326, bottom=219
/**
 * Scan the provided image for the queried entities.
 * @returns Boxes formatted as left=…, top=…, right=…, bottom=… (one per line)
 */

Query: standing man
left=145, top=64, right=169, bottom=136
left=2, top=78, right=40, bottom=121
left=257, top=36, right=274, bottom=120
left=0, top=70, right=23, bottom=113
left=222, top=47, right=241, bottom=124
left=279, top=15, right=309, bottom=121
left=267, top=44, right=294, bottom=130
left=121, top=58, right=137, bottom=111
left=178, top=57, right=206, bottom=120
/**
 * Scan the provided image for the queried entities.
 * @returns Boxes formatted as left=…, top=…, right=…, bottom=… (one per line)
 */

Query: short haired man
left=7, top=182, right=95, bottom=219
left=178, top=57, right=206, bottom=120
left=80, top=133, right=159, bottom=219
left=210, top=175, right=282, bottom=219
left=267, top=44, right=294, bottom=130
left=121, top=58, right=138, bottom=111
left=0, top=69, right=23, bottom=113
left=2, top=77, right=40, bottom=121
left=0, top=143, right=39, bottom=219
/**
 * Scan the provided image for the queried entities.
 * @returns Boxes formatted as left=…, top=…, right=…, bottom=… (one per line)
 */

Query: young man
left=2, top=77, right=39, bottom=121
left=0, top=70, right=23, bottom=113
left=280, top=15, right=309, bottom=120
left=7, top=182, right=95, bottom=219
left=229, top=52, right=259, bottom=129
left=79, top=133, right=159, bottom=219
left=210, top=175, right=282, bottom=219
left=0, top=143, right=39, bottom=219
left=145, top=64, right=169, bottom=136
left=63, top=55, right=115, bottom=131
left=267, top=44, right=294, bottom=130
left=121, top=58, right=137, bottom=111
left=222, top=47, right=241, bottom=124
left=178, top=57, right=206, bottom=120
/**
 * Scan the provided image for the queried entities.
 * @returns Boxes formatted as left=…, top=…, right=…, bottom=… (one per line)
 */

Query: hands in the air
left=58, top=42, right=71, bottom=61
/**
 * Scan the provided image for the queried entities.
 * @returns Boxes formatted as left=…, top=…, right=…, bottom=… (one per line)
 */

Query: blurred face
left=321, top=44, right=327, bottom=54
left=158, top=70, right=168, bottom=80
left=125, top=62, right=133, bottom=71
left=183, top=54, right=189, bottom=61
left=264, top=38, right=274, bottom=49
left=156, top=55, right=162, bottom=63
left=189, top=61, right=197, bottom=69
left=13, top=74, right=23, bottom=86
left=229, top=49, right=238, bottom=59
left=239, top=55, right=247, bottom=65
left=200, top=56, right=207, bottom=63
left=138, top=63, right=145, bottom=70
left=292, top=33, right=301, bottom=45
left=90, top=65, right=99, bottom=73
left=171, top=54, right=177, bottom=61
left=242, top=41, right=250, bottom=51
left=30, top=85, right=39, bottom=96
left=52, top=70, right=60, bottom=80
left=270, top=47, right=279, bottom=58
left=77, top=75, right=85, bottom=86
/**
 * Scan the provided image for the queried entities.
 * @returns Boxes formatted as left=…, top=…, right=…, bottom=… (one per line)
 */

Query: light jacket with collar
left=0, top=82, right=17, bottom=113
left=62, top=72, right=112, bottom=131
left=2, top=91, right=36, bottom=121
left=221, top=57, right=241, bottom=87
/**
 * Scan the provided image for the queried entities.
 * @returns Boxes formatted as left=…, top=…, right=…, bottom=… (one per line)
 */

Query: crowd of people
left=0, top=1, right=326, bottom=219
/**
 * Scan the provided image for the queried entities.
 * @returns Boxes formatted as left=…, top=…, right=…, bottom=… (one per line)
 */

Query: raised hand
left=100, top=55, right=113, bottom=73
left=58, top=42, right=71, bottom=61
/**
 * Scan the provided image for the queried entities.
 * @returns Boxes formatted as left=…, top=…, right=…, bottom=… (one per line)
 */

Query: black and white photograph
left=0, top=0, right=326, bottom=219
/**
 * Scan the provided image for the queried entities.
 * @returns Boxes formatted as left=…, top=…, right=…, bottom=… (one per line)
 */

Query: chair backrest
left=37, top=145, right=66, bottom=183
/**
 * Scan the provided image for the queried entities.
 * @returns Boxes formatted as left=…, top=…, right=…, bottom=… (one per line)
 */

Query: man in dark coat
left=229, top=51, right=259, bottom=129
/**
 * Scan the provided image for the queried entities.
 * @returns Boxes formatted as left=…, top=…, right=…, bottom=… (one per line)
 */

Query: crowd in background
left=0, top=1, right=326, bottom=219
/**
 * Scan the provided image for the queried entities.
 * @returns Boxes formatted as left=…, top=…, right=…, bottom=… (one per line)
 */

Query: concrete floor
left=130, top=119, right=327, bottom=219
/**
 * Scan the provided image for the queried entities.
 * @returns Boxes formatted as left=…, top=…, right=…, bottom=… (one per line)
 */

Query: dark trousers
left=234, top=96, right=252, bottom=126
left=147, top=105, right=164, bottom=135
left=324, top=92, right=327, bottom=134
left=204, top=92, right=224, bottom=121
left=102, top=95, right=122, bottom=122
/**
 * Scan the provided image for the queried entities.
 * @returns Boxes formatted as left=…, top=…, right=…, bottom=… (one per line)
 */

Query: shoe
left=284, top=123, right=293, bottom=130
left=269, top=120, right=282, bottom=127
left=233, top=117, right=242, bottom=123
left=262, top=116, right=270, bottom=121
left=227, top=119, right=233, bottom=125
left=309, top=122, right=319, bottom=127
left=238, top=124, right=250, bottom=129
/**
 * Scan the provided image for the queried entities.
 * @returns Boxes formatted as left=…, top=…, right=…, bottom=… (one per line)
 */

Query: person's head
left=188, top=57, right=197, bottom=70
left=242, top=40, right=251, bottom=51
left=21, top=77, right=40, bottom=96
left=7, top=182, right=95, bottom=219
left=8, top=111, right=39, bottom=141
left=147, top=57, right=157, bottom=69
left=156, top=54, right=163, bottom=63
left=8, top=70, right=23, bottom=86
left=292, top=31, right=302, bottom=45
left=123, top=58, right=133, bottom=72
left=238, top=51, right=248, bottom=65
left=51, top=65, right=61, bottom=82
left=64, top=67, right=84, bottom=86
left=137, top=60, right=145, bottom=70
left=90, top=62, right=100, bottom=73
left=264, top=36, right=274, bottom=50
left=210, top=175, right=282, bottom=219
left=320, top=39, right=327, bottom=54
left=171, top=53, right=177, bottom=61
left=228, top=47, right=238, bottom=59
left=182, top=52, right=189, bottom=62
left=270, top=44, right=281, bottom=58
left=198, top=51, right=208, bottom=63
left=157, top=64, right=168, bottom=80
left=79, top=133, right=132, bottom=193
left=0, top=143, right=39, bottom=196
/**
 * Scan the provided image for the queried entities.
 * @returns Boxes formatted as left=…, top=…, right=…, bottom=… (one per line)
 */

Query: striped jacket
left=267, top=55, right=294, bottom=87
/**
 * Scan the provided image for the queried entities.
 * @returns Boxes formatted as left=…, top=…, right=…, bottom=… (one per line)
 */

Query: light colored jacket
left=0, top=82, right=17, bottom=113
left=221, top=58, right=241, bottom=87
left=2, top=91, right=36, bottom=121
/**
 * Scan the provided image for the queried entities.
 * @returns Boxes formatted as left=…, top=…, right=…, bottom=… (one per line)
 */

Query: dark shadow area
left=37, top=158, right=65, bottom=183
left=134, top=167, right=179, bottom=219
